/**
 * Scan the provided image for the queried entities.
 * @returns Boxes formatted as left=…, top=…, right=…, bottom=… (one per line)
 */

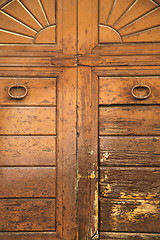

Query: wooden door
left=0, top=0, right=77, bottom=239
left=77, top=0, right=160, bottom=239
left=0, top=1, right=160, bottom=240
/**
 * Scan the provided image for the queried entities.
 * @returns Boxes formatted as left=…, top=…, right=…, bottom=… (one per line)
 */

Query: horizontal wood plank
left=0, top=232, right=60, bottom=240
left=99, top=106, right=160, bottom=136
left=0, top=199, right=55, bottom=231
left=92, top=44, right=160, bottom=56
left=100, top=167, right=160, bottom=199
left=99, top=77, right=160, bottom=105
left=0, top=57, right=51, bottom=66
left=100, top=232, right=160, bottom=240
left=0, top=78, right=56, bottom=106
left=0, top=136, right=56, bottom=166
left=99, top=137, right=160, bottom=167
left=0, top=167, right=56, bottom=198
left=100, top=199, right=160, bottom=233
left=0, top=107, right=56, bottom=135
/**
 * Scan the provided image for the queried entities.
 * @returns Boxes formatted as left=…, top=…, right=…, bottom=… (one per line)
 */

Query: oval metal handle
left=131, top=84, right=151, bottom=100
left=8, top=83, right=28, bottom=99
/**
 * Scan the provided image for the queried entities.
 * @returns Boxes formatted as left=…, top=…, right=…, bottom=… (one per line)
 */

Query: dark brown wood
left=77, top=68, right=98, bottom=239
left=0, top=167, right=56, bottom=198
left=51, top=56, right=77, bottom=66
left=99, top=136, right=160, bottom=167
left=99, top=76, right=160, bottom=105
left=0, top=136, right=56, bottom=166
left=100, top=198, right=160, bottom=233
left=0, top=232, right=60, bottom=240
left=100, top=232, right=160, bottom=240
left=0, top=199, right=55, bottom=231
left=100, top=167, right=160, bottom=199
left=99, top=106, right=160, bottom=136
left=0, top=78, right=56, bottom=106
left=0, top=107, right=56, bottom=135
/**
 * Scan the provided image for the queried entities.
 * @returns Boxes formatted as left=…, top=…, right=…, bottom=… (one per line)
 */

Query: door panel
left=96, top=69, right=160, bottom=239
left=0, top=136, right=56, bottom=166
left=0, top=0, right=160, bottom=239
left=99, top=106, right=160, bottom=135
left=99, top=77, right=160, bottom=105
left=0, top=78, right=56, bottom=105
left=0, top=107, right=56, bottom=135
left=0, top=199, right=56, bottom=231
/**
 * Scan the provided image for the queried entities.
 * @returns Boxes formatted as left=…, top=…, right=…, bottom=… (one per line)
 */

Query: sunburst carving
left=0, top=0, right=56, bottom=44
left=99, top=0, right=160, bottom=43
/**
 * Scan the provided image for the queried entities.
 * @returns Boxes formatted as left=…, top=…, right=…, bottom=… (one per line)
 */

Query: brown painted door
left=0, top=1, right=160, bottom=240
left=0, top=0, right=77, bottom=239
left=77, top=0, right=160, bottom=239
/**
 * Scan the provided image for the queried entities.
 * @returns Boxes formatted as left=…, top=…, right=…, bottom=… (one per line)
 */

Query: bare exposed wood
left=100, top=198, right=160, bottom=232
left=100, top=167, right=160, bottom=199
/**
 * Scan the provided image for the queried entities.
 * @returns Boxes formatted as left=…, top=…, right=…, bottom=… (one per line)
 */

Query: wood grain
left=99, top=106, right=160, bottom=136
left=0, top=78, right=56, bottom=105
left=100, top=198, right=160, bottom=232
left=0, top=107, right=56, bottom=135
left=0, top=232, right=60, bottom=240
left=0, top=199, right=55, bottom=231
left=77, top=68, right=98, bottom=239
left=0, top=136, right=56, bottom=166
left=99, top=77, right=160, bottom=105
left=56, top=68, right=77, bottom=239
left=78, top=0, right=98, bottom=54
left=99, top=136, right=160, bottom=167
left=100, top=232, right=160, bottom=240
left=100, top=167, right=160, bottom=199
left=0, top=167, right=56, bottom=198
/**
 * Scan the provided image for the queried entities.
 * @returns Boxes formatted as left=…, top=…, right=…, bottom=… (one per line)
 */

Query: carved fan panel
left=99, top=0, right=160, bottom=43
left=0, top=0, right=56, bottom=44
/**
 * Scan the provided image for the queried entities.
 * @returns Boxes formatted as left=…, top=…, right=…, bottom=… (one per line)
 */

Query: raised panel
left=100, top=199, right=160, bottom=233
left=99, top=106, right=160, bottom=136
left=100, top=167, right=160, bottom=199
left=99, top=137, right=160, bottom=167
left=0, top=167, right=56, bottom=198
left=99, top=0, right=160, bottom=43
left=0, top=199, right=55, bottom=231
left=0, top=136, right=56, bottom=166
left=99, top=77, right=160, bottom=105
left=0, top=78, right=56, bottom=106
left=0, top=107, right=56, bottom=135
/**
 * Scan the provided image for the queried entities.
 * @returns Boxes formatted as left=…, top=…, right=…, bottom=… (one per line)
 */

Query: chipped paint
left=119, top=191, right=159, bottom=200
left=110, top=200, right=159, bottom=231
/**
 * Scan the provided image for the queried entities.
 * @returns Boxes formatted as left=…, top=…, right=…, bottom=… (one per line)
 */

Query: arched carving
left=99, top=0, right=160, bottom=43
left=0, top=0, right=56, bottom=44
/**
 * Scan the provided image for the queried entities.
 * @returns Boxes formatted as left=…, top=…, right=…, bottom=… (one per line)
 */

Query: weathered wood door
left=0, top=0, right=160, bottom=240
